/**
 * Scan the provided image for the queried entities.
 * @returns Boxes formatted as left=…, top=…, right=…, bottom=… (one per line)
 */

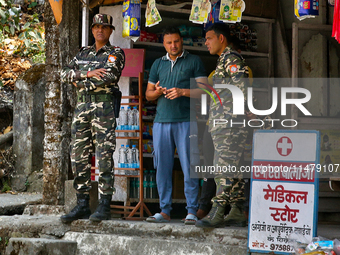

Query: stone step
left=5, top=238, right=77, bottom=255
left=62, top=220, right=249, bottom=255
left=63, top=232, right=247, bottom=255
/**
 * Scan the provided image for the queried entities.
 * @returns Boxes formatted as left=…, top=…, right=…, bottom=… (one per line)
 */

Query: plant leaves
left=0, top=9, right=6, bottom=19
left=10, top=25, right=14, bottom=35
left=28, top=2, right=37, bottom=8
left=22, top=22, right=30, bottom=30
left=28, top=30, right=36, bottom=39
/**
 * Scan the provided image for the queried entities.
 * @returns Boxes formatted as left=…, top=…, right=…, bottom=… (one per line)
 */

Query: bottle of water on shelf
left=143, top=170, right=150, bottom=199
left=118, top=144, right=127, bottom=168
left=119, top=107, right=128, bottom=137
left=126, top=144, right=134, bottom=168
left=131, top=145, right=139, bottom=168
left=149, top=170, right=158, bottom=199
left=132, top=106, right=139, bottom=137
left=127, top=106, right=134, bottom=137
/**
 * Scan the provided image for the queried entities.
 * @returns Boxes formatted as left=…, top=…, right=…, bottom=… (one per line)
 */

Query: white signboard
left=248, top=130, right=320, bottom=254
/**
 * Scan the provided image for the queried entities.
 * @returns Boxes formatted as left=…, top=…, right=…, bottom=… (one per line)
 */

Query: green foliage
left=0, top=0, right=45, bottom=62
left=1, top=180, right=11, bottom=193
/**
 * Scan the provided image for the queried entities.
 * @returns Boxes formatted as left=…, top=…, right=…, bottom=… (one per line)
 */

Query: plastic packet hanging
left=294, top=0, right=319, bottom=21
left=204, top=0, right=223, bottom=29
left=145, top=0, right=162, bottom=27
left=219, top=0, right=245, bottom=23
left=122, top=0, right=141, bottom=41
left=189, top=0, right=211, bottom=24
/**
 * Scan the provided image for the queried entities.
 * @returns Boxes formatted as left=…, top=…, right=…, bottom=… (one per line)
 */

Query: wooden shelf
left=134, top=41, right=269, bottom=58
left=121, top=102, right=140, bottom=106
left=116, top=136, right=140, bottom=139
left=122, top=95, right=139, bottom=99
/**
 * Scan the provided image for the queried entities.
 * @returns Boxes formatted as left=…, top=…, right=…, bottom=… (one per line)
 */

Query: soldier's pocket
left=152, top=150, right=158, bottom=169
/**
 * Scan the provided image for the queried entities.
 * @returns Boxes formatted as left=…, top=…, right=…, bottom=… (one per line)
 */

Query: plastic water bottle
left=126, top=144, right=133, bottom=168
left=133, top=106, right=139, bottom=137
left=143, top=170, right=150, bottom=199
left=149, top=170, right=157, bottom=199
left=131, top=145, right=139, bottom=168
left=119, top=107, right=128, bottom=137
left=118, top=144, right=127, bottom=168
left=127, top=106, right=134, bottom=137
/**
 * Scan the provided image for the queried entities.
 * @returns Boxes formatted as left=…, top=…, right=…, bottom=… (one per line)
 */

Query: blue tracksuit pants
left=153, top=122, right=199, bottom=216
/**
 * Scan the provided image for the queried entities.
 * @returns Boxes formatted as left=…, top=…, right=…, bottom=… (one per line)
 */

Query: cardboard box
left=173, top=170, right=185, bottom=199
left=243, top=0, right=278, bottom=19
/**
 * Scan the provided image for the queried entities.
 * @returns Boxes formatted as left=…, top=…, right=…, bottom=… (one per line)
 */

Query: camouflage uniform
left=61, top=43, right=125, bottom=195
left=208, top=46, right=248, bottom=208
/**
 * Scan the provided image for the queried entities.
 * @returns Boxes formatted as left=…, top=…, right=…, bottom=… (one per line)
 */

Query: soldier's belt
left=77, top=94, right=114, bottom=103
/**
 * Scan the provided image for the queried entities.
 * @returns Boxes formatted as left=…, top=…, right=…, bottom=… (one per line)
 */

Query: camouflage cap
left=91, top=14, right=115, bottom=30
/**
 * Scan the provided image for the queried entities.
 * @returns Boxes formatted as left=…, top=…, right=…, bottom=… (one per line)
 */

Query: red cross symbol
left=276, top=136, right=293, bottom=156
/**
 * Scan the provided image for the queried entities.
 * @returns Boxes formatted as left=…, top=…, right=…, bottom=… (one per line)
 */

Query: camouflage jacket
left=209, top=46, right=249, bottom=132
left=61, top=42, right=125, bottom=94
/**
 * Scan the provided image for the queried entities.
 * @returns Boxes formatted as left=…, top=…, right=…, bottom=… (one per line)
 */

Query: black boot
left=60, top=193, right=91, bottom=223
left=89, top=194, right=112, bottom=222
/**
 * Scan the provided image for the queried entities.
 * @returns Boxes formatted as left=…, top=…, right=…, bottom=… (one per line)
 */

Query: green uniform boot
left=195, top=203, right=226, bottom=228
left=89, top=194, right=112, bottom=222
left=60, top=193, right=91, bottom=223
left=224, top=204, right=247, bottom=227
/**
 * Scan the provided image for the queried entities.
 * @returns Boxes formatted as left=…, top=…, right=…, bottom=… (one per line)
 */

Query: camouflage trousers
left=71, top=101, right=116, bottom=195
left=210, top=127, right=248, bottom=207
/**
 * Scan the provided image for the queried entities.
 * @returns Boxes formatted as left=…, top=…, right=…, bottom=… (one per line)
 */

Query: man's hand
left=165, top=87, right=184, bottom=100
left=155, top=81, right=166, bottom=95
left=87, top=68, right=107, bottom=79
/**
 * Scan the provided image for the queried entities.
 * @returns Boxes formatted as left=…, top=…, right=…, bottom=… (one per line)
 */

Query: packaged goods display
left=122, top=0, right=141, bottom=39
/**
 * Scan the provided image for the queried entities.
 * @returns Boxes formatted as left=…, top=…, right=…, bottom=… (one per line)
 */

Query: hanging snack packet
left=294, top=0, right=319, bottom=21
left=145, top=0, right=162, bottom=27
left=204, top=0, right=222, bottom=29
left=122, top=0, right=141, bottom=41
left=189, top=0, right=211, bottom=24
left=219, top=0, right=245, bottom=23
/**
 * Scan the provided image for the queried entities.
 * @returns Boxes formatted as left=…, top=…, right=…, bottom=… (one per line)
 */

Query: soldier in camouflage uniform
left=60, top=14, right=125, bottom=223
left=196, top=23, right=249, bottom=228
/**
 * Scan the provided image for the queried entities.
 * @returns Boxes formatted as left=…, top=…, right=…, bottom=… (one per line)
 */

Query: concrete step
left=63, top=220, right=249, bottom=255
left=5, top=238, right=77, bottom=255
left=63, top=232, right=247, bottom=255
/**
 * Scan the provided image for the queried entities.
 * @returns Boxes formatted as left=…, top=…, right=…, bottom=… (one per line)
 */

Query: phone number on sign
left=270, top=244, right=293, bottom=252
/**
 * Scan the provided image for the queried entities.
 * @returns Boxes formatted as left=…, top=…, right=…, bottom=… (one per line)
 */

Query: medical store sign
left=248, top=130, right=320, bottom=254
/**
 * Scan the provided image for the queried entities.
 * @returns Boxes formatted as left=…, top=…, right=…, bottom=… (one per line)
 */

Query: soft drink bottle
left=143, top=170, right=150, bottom=199
left=149, top=170, right=158, bottom=199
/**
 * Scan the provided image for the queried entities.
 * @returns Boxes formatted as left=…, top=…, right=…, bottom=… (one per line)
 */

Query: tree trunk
left=43, top=0, right=80, bottom=205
